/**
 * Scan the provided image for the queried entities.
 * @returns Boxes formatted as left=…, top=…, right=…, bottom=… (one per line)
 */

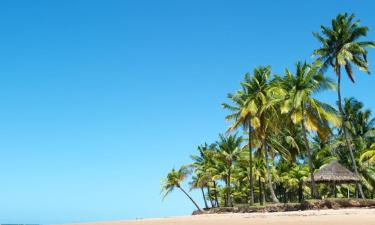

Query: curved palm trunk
left=248, top=126, right=254, bottom=205
left=263, top=140, right=279, bottom=203
left=201, top=187, right=208, bottom=209
left=336, top=71, right=365, bottom=199
left=178, top=186, right=203, bottom=211
left=301, top=107, right=319, bottom=199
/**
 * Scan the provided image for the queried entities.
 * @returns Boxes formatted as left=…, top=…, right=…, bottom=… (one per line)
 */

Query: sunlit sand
left=63, top=208, right=375, bottom=225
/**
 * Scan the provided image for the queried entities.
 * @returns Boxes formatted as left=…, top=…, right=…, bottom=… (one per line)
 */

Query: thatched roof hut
left=307, top=159, right=360, bottom=183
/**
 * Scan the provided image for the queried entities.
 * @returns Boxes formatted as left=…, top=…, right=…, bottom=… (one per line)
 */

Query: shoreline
left=60, top=208, right=375, bottom=225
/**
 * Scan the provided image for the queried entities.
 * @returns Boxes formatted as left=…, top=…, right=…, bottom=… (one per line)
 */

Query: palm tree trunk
left=283, top=186, right=287, bottom=203
left=258, top=176, right=264, bottom=205
left=223, top=180, right=228, bottom=207
left=261, top=181, right=266, bottom=204
left=263, top=140, right=279, bottom=203
left=178, top=186, right=202, bottom=211
left=213, top=181, right=220, bottom=207
left=301, top=107, right=319, bottom=198
left=227, top=169, right=232, bottom=207
left=336, top=70, right=365, bottom=199
left=201, top=187, right=208, bottom=209
left=298, top=182, right=303, bottom=202
left=207, top=187, right=214, bottom=208
left=248, top=126, right=254, bottom=205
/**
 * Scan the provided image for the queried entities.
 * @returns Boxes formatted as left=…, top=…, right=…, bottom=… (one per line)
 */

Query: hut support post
left=332, top=181, right=336, bottom=198
left=347, top=186, right=350, bottom=199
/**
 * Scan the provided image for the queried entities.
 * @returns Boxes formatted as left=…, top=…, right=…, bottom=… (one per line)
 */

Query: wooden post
left=333, top=181, right=336, bottom=198
left=347, top=185, right=350, bottom=198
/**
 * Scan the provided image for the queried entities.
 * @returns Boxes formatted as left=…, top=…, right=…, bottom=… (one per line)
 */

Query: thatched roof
left=306, top=160, right=360, bottom=183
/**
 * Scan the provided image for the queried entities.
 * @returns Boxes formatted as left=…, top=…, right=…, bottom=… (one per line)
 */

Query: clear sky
left=0, top=0, right=374, bottom=224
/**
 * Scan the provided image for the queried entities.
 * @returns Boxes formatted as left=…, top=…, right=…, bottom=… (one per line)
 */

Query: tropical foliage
left=162, top=13, right=375, bottom=209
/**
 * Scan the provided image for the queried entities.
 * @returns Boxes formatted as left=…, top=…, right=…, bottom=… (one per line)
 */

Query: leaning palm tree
left=313, top=13, right=375, bottom=198
left=276, top=61, right=339, bottom=198
left=161, top=167, right=202, bottom=211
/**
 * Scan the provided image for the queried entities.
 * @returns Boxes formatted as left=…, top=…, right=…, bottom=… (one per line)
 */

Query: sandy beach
left=64, top=208, right=375, bottom=225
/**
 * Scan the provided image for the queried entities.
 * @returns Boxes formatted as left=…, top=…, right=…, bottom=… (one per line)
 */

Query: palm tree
left=223, top=73, right=257, bottom=205
left=248, top=66, right=283, bottom=203
left=313, top=13, right=375, bottom=198
left=360, top=143, right=375, bottom=166
left=190, top=143, right=219, bottom=207
left=253, top=156, right=266, bottom=205
left=311, top=134, right=338, bottom=169
left=231, top=151, right=251, bottom=204
left=161, top=167, right=202, bottom=211
left=343, top=98, right=375, bottom=150
left=189, top=175, right=209, bottom=209
left=335, top=98, right=375, bottom=197
left=281, top=164, right=310, bottom=202
left=215, top=134, right=243, bottom=207
left=276, top=61, right=339, bottom=198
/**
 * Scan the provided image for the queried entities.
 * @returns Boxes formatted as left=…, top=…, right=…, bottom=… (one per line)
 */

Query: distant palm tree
left=313, top=13, right=375, bottom=198
left=281, top=164, right=309, bottom=202
left=190, top=143, right=219, bottom=208
left=189, top=175, right=209, bottom=209
left=276, top=61, right=339, bottom=198
left=215, top=134, right=243, bottom=207
left=161, top=167, right=202, bottom=211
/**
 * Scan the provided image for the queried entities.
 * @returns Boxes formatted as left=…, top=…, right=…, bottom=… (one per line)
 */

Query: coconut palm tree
left=311, top=134, right=338, bottom=169
left=360, top=144, right=375, bottom=166
left=313, top=13, right=375, bottom=198
left=190, top=143, right=219, bottom=207
left=223, top=73, right=258, bottom=205
left=161, top=167, right=202, bottom=211
left=253, top=156, right=266, bottom=205
left=275, top=61, right=339, bottom=198
left=339, top=98, right=375, bottom=196
left=231, top=152, right=252, bottom=204
left=281, top=164, right=310, bottom=202
left=215, top=134, right=243, bottom=207
left=189, top=175, right=209, bottom=209
left=248, top=66, right=283, bottom=203
left=343, top=98, right=375, bottom=150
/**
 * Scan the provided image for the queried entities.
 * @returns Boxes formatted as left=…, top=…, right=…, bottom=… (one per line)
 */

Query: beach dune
left=64, top=208, right=375, bottom=225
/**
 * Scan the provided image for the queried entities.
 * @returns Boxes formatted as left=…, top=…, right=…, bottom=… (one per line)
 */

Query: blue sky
left=0, top=1, right=374, bottom=224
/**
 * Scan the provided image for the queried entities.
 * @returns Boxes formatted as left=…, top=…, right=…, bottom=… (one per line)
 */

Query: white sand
left=62, top=208, right=375, bottom=225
